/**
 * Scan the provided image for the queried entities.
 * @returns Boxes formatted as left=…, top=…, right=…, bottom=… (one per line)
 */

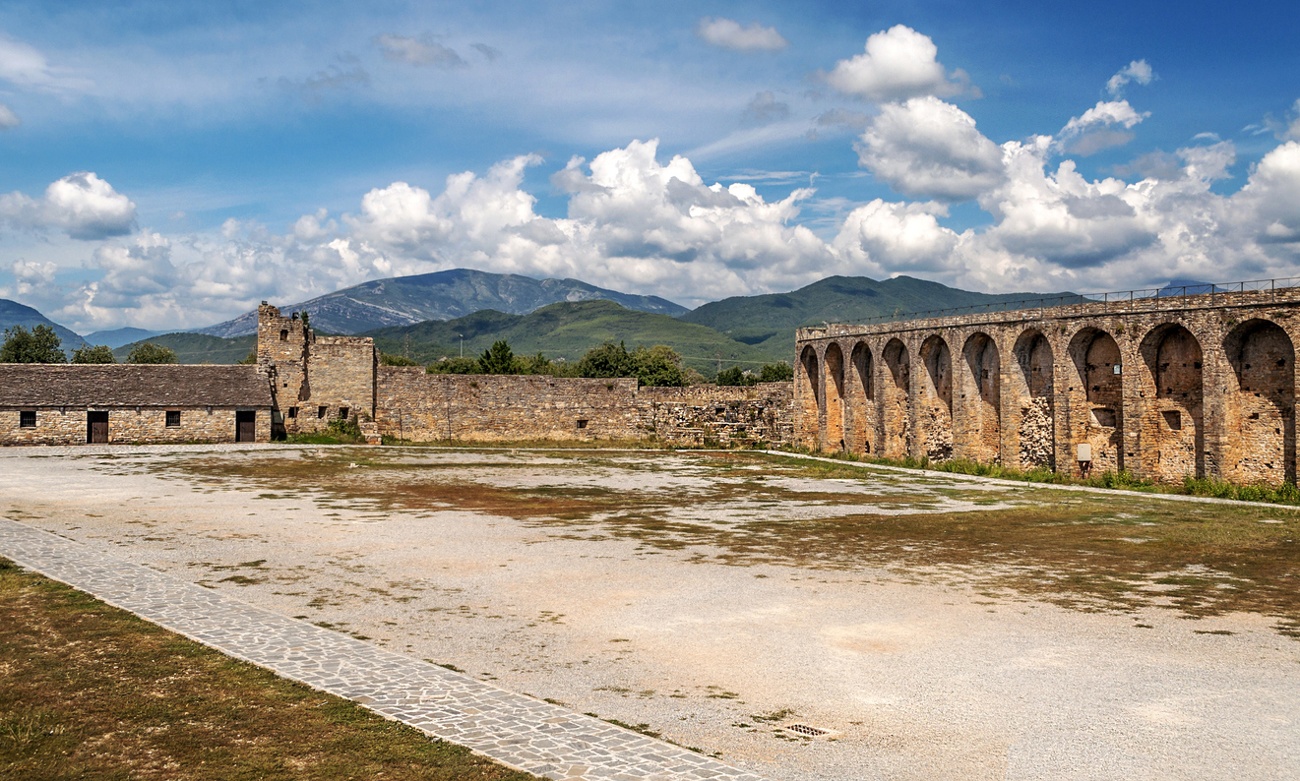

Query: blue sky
left=1, top=1, right=1298, bottom=331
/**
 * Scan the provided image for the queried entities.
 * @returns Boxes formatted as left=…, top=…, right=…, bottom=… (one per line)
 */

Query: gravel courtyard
left=1, top=444, right=1296, bottom=781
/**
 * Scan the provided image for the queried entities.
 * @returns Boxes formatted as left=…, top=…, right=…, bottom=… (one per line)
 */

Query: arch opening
left=1223, top=319, right=1294, bottom=486
left=1013, top=329, right=1054, bottom=470
left=919, top=335, right=953, bottom=462
left=1139, top=324, right=1204, bottom=481
left=1068, top=328, right=1124, bottom=475
left=797, top=345, right=820, bottom=449
left=847, top=342, right=875, bottom=454
left=823, top=343, right=846, bottom=451
left=882, top=339, right=911, bottom=459
left=959, top=332, right=1001, bottom=464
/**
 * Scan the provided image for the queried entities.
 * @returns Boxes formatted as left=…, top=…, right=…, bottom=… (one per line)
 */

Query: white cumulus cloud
left=856, top=96, right=1005, bottom=200
left=0, top=172, right=137, bottom=240
left=1106, top=59, right=1155, bottom=97
left=0, top=103, right=18, bottom=129
left=696, top=18, right=788, bottom=52
left=833, top=199, right=960, bottom=275
left=1058, top=99, right=1150, bottom=155
left=826, top=25, right=966, bottom=102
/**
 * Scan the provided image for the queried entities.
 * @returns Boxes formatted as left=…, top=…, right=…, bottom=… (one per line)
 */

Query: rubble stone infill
left=0, top=518, right=766, bottom=781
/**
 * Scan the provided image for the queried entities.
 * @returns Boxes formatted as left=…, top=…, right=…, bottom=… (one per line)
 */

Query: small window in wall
left=575, top=418, right=588, bottom=429
left=318, top=406, right=327, bottom=418
left=280, top=329, right=289, bottom=341
left=165, top=410, right=181, bottom=427
left=1162, top=410, right=1182, bottom=431
left=287, top=407, right=298, bottom=419
left=19, top=410, right=36, bottom=428
left=339, top=407, right=349, bottom=420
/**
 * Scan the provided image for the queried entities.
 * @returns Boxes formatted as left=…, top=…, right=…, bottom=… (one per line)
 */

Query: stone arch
left=846, top=341, right=875, bottom=454
left=1068, top=327, right=1124, bottom=475
left=797, top=345, right=820, bottom=449
left=1222, top=319, right=1294, bottom=486
left=1011, top=329, right=1055, bottom=470
left=958, top=332, right=1001, bottom=463
left=823, top=342, right=846, bottom=451
left=919, top=335, right=954, bottom=461
left=1139, top=323, right=1204, bottom=481
left=881, top=338, right=911, bottom=459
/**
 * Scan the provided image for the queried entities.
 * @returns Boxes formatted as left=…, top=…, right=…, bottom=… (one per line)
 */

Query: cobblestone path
left=0, top=518, right=766, bottom=781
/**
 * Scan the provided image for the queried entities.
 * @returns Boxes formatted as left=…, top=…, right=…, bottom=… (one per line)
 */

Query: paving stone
left=0, top=517, right=767, bottom=781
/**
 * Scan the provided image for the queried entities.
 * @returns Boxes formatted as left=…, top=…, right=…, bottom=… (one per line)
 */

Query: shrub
left=126, top=342, right=178, bottom=364
left=71, top=344, right=116, bottom=364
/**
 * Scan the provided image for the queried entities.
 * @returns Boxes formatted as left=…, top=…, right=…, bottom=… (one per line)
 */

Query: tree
left=632, top=344, right=687, bottom=387
left=126, top=342, right=178, bottom=364
left=758, top=362, right=794, bottom=382
left=71, top=344, right=117, bottom=364
left=1, top=324, right=66, bottom=363
left=477, top=340, right=517, bottom=374
left=576, top=341, right=635, bottom=379
left=716, top=366, right=756, bottom=386
left=426, top=356, right=479, bottom=374
left=379, top=352, right=420, bottom=366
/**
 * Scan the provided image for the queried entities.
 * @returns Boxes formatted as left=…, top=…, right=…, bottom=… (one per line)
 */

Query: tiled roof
left=0, top=364, right=273, bottom=408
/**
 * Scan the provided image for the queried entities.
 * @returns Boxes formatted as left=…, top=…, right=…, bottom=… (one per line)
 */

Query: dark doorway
left=87, top=411, right=108, bottom=444
left=235, top=410, right=256, bottom=443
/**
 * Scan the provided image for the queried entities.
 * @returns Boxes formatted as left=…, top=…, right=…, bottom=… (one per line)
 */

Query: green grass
left=780, top=446, right=1300, bottom=506
left=0, top=558, right=538, bottom=781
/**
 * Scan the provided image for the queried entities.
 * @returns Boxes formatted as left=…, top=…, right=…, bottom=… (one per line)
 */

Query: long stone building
left=794, top=286, right=1300, bottom=486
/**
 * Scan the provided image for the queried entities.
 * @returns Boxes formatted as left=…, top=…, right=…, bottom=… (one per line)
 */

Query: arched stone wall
left=823, top=342, right=846, bottom=451
left=846, top=341, right=875, bottom=454
left=1011, top=329, right=1054, bottom=470
left=919, top=335, right=953, bottom=461
left=882, top=338, right=911, bottom=459
left=1068, top=327, right=1124, bottom=474
left=1139, top=323, right=1205, bottom=481
left=958, top=332, right=1001, bottom=463
left=796, top=287, right=1300, bottom=485
left=796, top=345, right=819, bottom=449
left=1222, top=319, right=1294, bottom=485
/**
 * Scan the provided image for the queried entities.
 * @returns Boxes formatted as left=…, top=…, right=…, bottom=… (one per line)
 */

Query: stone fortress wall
left=257, top=303, right=794, bottom=447
left=794, top=287, right=1300, bottom=485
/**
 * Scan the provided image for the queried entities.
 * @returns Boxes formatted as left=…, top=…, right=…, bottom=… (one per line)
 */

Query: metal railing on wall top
left=839, top=275, right=1300, bottom=328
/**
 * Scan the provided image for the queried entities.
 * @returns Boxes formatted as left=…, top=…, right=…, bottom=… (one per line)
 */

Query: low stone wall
left=375, top=368, right=795, bottom=446
left=0, top=407, right=270, bottom=445
left=376, top=369, right=644, bottom=442
left=637, top=383, right=793, bottom=446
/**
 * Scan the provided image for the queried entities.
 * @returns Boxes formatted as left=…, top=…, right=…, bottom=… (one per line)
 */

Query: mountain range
left=193, top=269, right=687, bottom=338
left=2, top=268, right=1076, bottom=372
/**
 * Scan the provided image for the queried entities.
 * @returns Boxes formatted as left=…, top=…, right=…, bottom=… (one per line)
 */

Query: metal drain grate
left=784, top=723, right=829, bottom=737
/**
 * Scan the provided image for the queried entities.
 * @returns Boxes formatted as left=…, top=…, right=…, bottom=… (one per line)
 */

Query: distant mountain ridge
left=0, top=298, right=86, bottom=353
left=84, top=327, right=164, bottom=349
left=363, top=299, right=774, bottom=374
left=679, top=275, right=1078, bottom=355
left=195, top=268, right=688, bottom=337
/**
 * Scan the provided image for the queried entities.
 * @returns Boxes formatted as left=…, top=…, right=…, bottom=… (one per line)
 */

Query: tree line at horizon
left=384, top=339, right=792, bottom=387
left=1, top=325, right=178, bottom=365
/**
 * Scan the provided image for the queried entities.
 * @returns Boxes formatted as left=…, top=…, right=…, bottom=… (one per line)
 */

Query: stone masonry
left=795, top=287, right=1300, bottom=485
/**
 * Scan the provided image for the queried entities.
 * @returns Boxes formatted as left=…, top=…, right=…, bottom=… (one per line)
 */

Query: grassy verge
left=775, top=446, right=1300, bottom=505
left=0, top=557, right=537, bottom=781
